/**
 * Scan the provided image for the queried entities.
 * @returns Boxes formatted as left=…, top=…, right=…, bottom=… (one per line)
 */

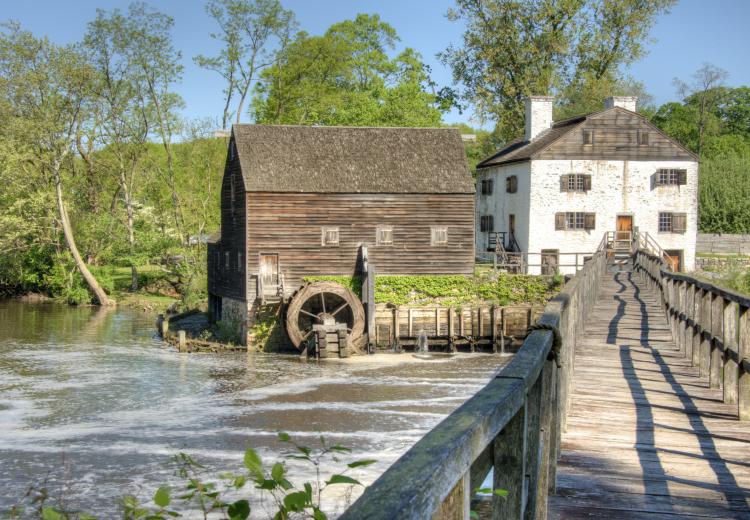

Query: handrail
left=341, top=251, right=608, bottom=519
left=633, top=251, right=750, bottom=421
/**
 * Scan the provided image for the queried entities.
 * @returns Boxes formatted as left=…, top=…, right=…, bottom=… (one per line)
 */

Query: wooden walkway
left=549, top=271, right=750, bottom=519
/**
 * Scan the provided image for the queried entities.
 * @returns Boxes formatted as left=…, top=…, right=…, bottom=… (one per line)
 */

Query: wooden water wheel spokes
left=285, top=281, right=365, bottom=350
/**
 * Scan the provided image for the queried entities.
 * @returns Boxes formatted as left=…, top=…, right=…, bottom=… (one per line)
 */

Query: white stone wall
left=525, top=159, right=698, bottom=274
left=475, top=162, right=533, bottom=254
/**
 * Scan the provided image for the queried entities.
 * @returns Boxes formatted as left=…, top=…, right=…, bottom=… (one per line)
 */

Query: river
left=0, top=300, right=507, bottom=517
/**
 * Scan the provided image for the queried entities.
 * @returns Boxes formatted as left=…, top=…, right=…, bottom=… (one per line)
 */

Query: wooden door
left=259, top=254, right=278, bottom=295
left=664, top=250, right=682, bottom=272
left=616, top=215, right=633, bottom=242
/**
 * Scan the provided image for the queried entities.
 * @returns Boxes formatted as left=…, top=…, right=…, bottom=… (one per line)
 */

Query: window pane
left=659, top=213, right=672, bottom=232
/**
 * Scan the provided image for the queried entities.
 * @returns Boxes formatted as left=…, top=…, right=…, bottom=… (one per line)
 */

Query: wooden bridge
left=340, top=249, right=750, bottom=519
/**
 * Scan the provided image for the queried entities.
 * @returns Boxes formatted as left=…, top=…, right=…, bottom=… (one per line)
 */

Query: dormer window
left=637, top=130, right=649, bottom=146
left=582, top=129, right=593, bottom=145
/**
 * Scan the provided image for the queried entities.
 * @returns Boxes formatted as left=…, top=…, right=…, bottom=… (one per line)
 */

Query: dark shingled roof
left=476, top=116, right=586, bottom=169
left=232, top=124, right=474, bottom=194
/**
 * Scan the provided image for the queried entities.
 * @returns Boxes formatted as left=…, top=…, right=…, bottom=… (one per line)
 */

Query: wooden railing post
left=493, top=404, right=527, bottom=519
left=684, top=283, right=694, bottom=361
left=710, top=293, right=724, bottom=390
left=432, top=474, right=470, bottom=520
left=723, top=300, right=739, bottom=404
left=739, top=304, right=750, bottom=421
left=692, top=285, right=702, bottom=367
left=523, top=372, right=543, bottom=519
left=699, top=288, right=712, bottom=378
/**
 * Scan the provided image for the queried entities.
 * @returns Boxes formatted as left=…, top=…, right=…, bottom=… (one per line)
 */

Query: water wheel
left=285, top=281, right=365, bottom=350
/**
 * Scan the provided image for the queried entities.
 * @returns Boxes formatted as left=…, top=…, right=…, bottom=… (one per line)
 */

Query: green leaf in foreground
left=154, top=485, right=171, bottom=508
left=347, top=459, right=377, bottom=468
left=41, top=508, right=63, bottom=520
left=283, top=490, right=308, bottom=512
left=244, top=447, right=263, bottom=476
left=326, top=474, right=361, bottom=486
left=227, top=499, right=250, bottom=520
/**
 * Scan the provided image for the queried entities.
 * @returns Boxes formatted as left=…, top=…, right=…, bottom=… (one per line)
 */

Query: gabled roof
left=232, top=124, right=474, bottom=194
left=477, top=107, right=697, bottom=169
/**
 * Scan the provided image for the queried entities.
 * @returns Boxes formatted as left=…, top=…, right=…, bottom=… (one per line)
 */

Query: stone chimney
left=524, top=96, right=554, bottom=141
left=604, top=96, right=638, bottom=112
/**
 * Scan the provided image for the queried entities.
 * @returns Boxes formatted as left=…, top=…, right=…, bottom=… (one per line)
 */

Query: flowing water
left=0, top=301, right=508, bottom=517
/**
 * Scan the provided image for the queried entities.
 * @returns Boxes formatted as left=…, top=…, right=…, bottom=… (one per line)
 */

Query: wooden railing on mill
left=340, top=251, right=607, bottom=520
left=634, top=250, right=750, bottom=421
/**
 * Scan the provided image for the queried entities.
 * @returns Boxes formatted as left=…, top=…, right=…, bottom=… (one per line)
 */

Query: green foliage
left=440, top=0, right=675, bottom=140
left=374, top=274, right=562, bottom=307
left=254, top=14, right=445, bottom=126
left=302, top=275, right=363, bottom=298
left=9, top=434, right=372, bottom=519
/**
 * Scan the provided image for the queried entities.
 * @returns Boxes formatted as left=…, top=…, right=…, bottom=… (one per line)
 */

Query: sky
left=2, top=0, right=750, bottom=129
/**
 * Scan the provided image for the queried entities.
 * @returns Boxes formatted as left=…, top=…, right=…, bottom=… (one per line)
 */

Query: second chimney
left=604, top=96, right=638, bottom=112
left=525, top=96, right=554, bottom=141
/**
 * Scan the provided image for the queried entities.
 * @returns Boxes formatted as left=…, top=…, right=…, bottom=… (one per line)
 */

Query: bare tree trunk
left=53, top=160, right=114, bottom=306
left=119, top=165, right=138, bottom=292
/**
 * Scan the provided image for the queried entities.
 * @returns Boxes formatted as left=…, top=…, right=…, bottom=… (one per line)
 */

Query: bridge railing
left=340, top=252, right=607, bottom=520
left=634, top=251, right=750, bottom=421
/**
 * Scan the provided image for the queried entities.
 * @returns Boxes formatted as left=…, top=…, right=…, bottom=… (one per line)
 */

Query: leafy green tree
left=195, top=0, right=296, bottom=128
left=440, top=0, right=675, bottom=140
left=253, top=14, right=444, bottom=127
left=0, top=22, right=113, bottom=305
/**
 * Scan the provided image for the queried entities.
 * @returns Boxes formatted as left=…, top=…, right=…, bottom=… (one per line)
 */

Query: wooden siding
left=207, top=148, right=247, bottom=302
left=245, top=192, right=475, bottom=295
left=538, top=109, right=696, bottom=162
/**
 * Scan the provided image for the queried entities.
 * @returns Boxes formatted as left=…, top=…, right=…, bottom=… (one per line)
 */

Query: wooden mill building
left=207, top=125, right=475, bottom=342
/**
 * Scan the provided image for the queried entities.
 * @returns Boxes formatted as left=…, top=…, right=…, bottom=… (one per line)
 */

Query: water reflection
left=0, top=301, right=506, bottom=516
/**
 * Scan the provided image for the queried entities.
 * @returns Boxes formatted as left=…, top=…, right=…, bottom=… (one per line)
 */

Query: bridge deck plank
left=548, top=272, right=750, bottom=519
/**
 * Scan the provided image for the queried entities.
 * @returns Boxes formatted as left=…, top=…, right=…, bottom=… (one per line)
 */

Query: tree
left=195, top=0, right=295, bottom=127
left=0, top=23, right=113, bottom=305
left=120, top=2, right=186, bottom=243
left=84, top=7, right=153, bottom=290
left=253, top=14, right=444, bottom=127
left=440, top=0, right=675, bottom=140
left=673, top=63, right=728, bottom=157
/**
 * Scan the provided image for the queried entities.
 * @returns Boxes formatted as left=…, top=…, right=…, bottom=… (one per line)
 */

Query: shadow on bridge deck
left=548, top=272, right=750, bottom=519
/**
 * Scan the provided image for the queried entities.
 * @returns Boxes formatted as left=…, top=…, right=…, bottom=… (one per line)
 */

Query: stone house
left=475, top=96, right=699, bottom=274
left=207, top=125, right=475, bottom=342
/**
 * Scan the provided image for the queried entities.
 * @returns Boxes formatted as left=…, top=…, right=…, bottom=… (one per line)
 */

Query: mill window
left=506, top=175, right=518, bottom=193
left=656, top=168, right=687, bottom=186
left=637, top=130, right=650, bottom=146
left=321, top=227, right=339, bottom=246
left=560, top=174, right=592, bottom=192
left=431, top=226, right=448, bottom=246
left=658, top=212, right=687, bottom=234
left=480, top=178, right=494, bottom=195
left=225, top=252, right=230, bottom=269
left=480, top=215, right=494, bottom=232
left=376, top=226, right=393, bottom=246
left=237, top=252, right=243, bottom=271
left=555, top=212, right=595, bottom=231
left=582, top=129, right=594, bottom=145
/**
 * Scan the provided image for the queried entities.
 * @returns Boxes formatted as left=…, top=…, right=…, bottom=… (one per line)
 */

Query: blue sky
left=3, top=0, right=749, bottom=128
